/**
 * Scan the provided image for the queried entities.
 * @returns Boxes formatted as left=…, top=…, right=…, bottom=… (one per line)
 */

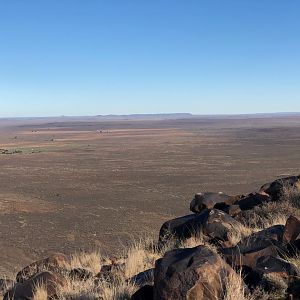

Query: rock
left=16, top=253, right=70, bottom=283
left=158, top=209, right=243, bottom=248
left=0, top=279, right=14, bottom=296
left=69, top=268, right=93, bottom=280
left=225, top=204, right=242, bottom=217
left=203, top=209, right=243, bottom=247
left=4, top=271, right=65, bottom=300
left=128, top=268, right=154, bottom=287
left=234, top=192, right=270, bottom=211
left=283, top=215, right=300, bottom=243
left=220, top=224, right=295, bottom=270
left=221, top=236, right=280, bottom=269
left=287, top=279, right=300, bottom=300
left=153, top=245, right=240, bottom=300
left=158, top=212, right=209, bottom=248
left=255, top=256, right=299, bottom=277
left=259, top=175, right=300, bottom=200
left=236, top=225, right=284, bottom=249
left=253, top=224, right=285, bottom=242
left=131, top=285, right=154, bottom=300
left=190, top=192, right=234, bottom=213
left=213, top=192, right=270, bottom=216
left=240, top=266, right=263, bottom=289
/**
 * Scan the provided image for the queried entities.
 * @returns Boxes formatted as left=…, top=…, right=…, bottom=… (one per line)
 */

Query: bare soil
left=1, top=116, right=300, bottom=276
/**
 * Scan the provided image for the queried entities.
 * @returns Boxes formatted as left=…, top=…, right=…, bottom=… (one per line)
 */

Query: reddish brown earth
left=1, top=115, right=300, bottom=276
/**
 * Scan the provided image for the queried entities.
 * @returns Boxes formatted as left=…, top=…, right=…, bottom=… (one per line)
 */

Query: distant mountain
left=95, top=113, right=194, bottom=120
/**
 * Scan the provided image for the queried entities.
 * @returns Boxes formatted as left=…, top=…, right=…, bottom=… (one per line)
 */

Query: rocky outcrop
left=153, top=245, right=240, bottom=300
left=259, top=175, right=300, bottom=200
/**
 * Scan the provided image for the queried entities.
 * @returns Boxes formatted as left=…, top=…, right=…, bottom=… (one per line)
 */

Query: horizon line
left=1, top=111, right=300, bottom=120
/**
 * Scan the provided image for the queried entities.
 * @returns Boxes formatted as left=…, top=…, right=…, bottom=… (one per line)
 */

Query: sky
left=0, top=1, right=300, bottom=117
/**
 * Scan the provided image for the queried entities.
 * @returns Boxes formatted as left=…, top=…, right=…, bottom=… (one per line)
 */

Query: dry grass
left=285, top=253, right=300, bottom=274
left=227, top=222, right=254, bottom=246
left=98, top=281, right=136, bottom=300
left=32, top=284, right=48, bottom=300
left=236, top=183, right=300, bottom=232
left=236, top=201, right=290, bottom=230
left=53, top=237, right=160, bottom=300
left=223, top=270, right=254, bottom=300
left=123, top=238, right=160, bottom=279
left=68, top=251, right=102, bottom=275
left=280, top=183, right=300, bottom=208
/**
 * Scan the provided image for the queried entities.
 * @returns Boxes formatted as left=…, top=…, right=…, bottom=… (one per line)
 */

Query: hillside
left=1, top=175, right=300, bottom=299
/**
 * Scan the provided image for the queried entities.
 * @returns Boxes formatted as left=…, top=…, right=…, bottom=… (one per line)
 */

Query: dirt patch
left=0, top=193, right=58, bottom=214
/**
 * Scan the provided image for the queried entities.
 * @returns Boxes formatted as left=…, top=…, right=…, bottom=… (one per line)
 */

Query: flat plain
left=1, top=115, right=300, bottom=276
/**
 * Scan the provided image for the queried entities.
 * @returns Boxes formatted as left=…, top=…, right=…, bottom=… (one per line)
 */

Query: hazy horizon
left=1, top=111, right=300, bottom=120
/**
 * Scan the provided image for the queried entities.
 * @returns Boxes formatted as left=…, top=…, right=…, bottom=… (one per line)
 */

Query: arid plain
left=1, top=115, right=300, bottom=277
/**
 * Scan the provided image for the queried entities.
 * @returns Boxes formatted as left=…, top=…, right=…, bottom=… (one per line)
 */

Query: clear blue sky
left=0, top=1, right=299, bottom=117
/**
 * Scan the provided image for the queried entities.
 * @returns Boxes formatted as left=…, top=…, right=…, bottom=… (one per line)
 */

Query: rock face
left=16, top=253, right=69, bottom=283
left=4, top=271, right=65, bottom=300
left=154, top=245, right=240, bottom=300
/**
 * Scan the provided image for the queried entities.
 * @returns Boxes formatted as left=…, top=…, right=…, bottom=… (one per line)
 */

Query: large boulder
left=283, top=215, right=300, bottom=243
left=242, top=225, right=284, bottom=244
left=16, top=253, right=70, bottom=283
left=4, top=271, right=65, bottom=300
left=190, top=192, right=236, bottom=213
left=220, top=226, right=286, bottom=269
left=256, top=256, right=300, bottom=296
left=154, top=245, right=241, bottom=300
left=158, top=212, right=209, bottom=248
left=287, top=279, right=300, bottom=300
left=131, top=285, right=153, bottom=300
left=203, top=209, right=243, bottom=247
left=158, top=209, right=243, bottom=248
left=259, top=175, right=300, bottom=200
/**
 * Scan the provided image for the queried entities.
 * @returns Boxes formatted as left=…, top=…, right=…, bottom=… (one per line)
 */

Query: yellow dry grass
left=68, top=251, right=102, bottom=275
left=223, top=270, right=254, bottom=300
left=32, top=284, right=48, bottom=300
